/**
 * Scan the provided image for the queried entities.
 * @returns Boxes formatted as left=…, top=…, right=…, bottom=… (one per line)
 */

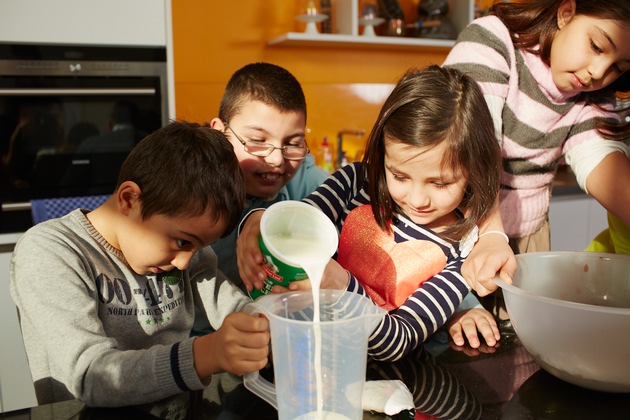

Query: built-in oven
left=0, top=43, right=168, bottom=233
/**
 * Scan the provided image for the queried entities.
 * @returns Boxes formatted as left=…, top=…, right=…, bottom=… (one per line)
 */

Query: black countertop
left=2, top=321, right=629, bottom=420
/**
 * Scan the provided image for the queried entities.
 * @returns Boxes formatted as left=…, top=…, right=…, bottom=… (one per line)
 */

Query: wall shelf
left=267, top=0, right=473, bottom=51
left=267, top=32, right=455, bottom=50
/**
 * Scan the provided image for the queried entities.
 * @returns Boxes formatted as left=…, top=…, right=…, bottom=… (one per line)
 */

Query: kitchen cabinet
left=268, top=0, right=475, bottom=50
left=0, top=0, right=171, bottom=412
left=549, top=194, right=608, bottom=251
left=0, top=236, right=37, bottom=413
left=0, top=0, right=167, bottom=46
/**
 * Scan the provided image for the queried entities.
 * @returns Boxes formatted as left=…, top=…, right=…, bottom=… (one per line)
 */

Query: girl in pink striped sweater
left=444, top=0, right=630, bottom=297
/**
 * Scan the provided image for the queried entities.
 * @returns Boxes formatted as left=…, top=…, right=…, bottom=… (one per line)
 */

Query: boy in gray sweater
left=9, top=121, right=270, bottom=407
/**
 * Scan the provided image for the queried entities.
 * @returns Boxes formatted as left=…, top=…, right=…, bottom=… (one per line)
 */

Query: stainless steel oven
left=0, top=43, right=168, bottom=232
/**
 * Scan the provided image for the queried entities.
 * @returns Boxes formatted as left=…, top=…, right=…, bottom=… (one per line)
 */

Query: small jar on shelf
left=358, top=1, right=385, bottom=37
left=296, top=0, right=330, bottom=34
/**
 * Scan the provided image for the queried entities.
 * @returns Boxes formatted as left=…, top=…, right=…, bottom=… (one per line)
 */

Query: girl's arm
left=461, top=199, right=516, bottom=295
left=443, top=17, right=518, bottom=292
left=366, top=257, right=469, bottom=362
left=302, top=162, right=365, bottom=224
left=236, top=164, right=363, bottom=291
left=583, top=150, right=630, bottom=229
left=447, top=307, right=500, bottom=351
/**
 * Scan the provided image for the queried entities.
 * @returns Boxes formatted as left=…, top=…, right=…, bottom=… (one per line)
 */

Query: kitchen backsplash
left=171, top=0, right=451, bottom=166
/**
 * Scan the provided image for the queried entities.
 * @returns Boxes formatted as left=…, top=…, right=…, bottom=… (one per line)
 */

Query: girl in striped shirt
left=239, top=66, right=503, bottom=360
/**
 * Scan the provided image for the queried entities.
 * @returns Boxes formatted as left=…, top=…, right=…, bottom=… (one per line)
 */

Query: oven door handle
left=0, top=88, right=156, bottom=96
left=2, top=202, right=31, bottom=212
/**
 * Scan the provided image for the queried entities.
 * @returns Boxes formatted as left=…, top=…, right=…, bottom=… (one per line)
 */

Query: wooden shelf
left=267, top=32, right=455, bottom=50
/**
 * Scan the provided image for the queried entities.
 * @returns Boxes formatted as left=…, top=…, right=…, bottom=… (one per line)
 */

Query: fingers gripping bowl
left=494, top=252, right=630, bottom=393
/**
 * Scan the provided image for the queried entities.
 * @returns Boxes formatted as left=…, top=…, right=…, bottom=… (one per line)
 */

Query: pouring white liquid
left=267, top=233, right=331, bottom=418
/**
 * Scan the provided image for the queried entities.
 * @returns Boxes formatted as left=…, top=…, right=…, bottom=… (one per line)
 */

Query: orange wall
left=171, top=0, right=451, bottom=165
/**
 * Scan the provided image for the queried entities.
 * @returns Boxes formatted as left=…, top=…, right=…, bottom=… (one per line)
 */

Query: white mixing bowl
left=495, top=252, right=630, bottom=393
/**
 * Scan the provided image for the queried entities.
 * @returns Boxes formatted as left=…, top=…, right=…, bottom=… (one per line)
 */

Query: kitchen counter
left=551, top=164, right=583, bottom=196
left=548, top=165, right=609, bottom=250
left=2, top=321, right=628, bottom=419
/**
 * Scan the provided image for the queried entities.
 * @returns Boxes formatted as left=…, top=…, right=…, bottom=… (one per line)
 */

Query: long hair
left=492, top=0, right=630, bottom=139
left=362, top=65, right=501, bottom=241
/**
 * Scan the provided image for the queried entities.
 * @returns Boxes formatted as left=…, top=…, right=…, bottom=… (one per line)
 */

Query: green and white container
left=249, top=201, right=339, bottom=300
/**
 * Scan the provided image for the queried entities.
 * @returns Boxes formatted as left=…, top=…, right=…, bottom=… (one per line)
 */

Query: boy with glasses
left=192, top=62, right=327, bottom=335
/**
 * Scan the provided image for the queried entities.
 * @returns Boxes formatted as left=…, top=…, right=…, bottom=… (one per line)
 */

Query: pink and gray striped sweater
left=444, top=15, right=621, bottom=238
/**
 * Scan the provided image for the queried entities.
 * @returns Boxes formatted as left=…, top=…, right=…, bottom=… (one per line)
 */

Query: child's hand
left=236, top=210, right=267, bottom=291
left=320, top=259, right=351, bottom=290
left=447, top=308, right=500, bottom=353
left=284, top=259, right=350, bottom=292
left=194, top=312, right=269, bottom=379
left=269, top=259, right=350, bottom=293
left=461, top=234, right=516, bottom=296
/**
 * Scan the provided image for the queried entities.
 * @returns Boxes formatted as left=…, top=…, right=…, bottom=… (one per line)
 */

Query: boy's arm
left=192, top=312, right=269, bottom=379
left=236, top=210, right=265, bottom=291
left=10, top=226, right=266, bottom=407
left=608, top=212, right=630, bottom=254
left=189, top=247, right=270, bottom=378
left=10, top=230, right=199, bottom=406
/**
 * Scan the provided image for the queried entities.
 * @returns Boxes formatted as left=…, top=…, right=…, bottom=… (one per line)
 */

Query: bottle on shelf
left=340, top=150, right=349, bottom=168
left=319, top=136, right=335, bottom=174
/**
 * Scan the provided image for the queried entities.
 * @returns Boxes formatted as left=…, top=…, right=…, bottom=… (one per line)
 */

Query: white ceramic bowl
left=495, top=252, right=630, bottom=393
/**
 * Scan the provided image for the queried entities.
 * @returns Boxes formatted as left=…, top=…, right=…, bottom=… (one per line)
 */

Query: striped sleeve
left=303, top=162, right=369, bottom=227
left=367, top=255, right=469, bottom=362
left=303, top=163, right=470, bottom=361
left=443, top=16, right=513, bottom=98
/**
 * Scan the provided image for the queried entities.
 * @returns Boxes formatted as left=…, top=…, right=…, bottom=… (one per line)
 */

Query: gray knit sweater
left=9, top=209, right=251, bottom=407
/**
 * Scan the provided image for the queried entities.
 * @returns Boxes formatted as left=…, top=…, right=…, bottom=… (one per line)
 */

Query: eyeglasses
left=224, top=124, right=310, bottom=161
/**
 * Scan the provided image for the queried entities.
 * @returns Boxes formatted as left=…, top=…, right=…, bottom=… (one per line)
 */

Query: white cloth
left=362, top=380, right=414, bottom=415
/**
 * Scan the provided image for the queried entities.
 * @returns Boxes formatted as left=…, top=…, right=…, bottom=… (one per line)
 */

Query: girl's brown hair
left=491, top=0, right=630, bottom=139
left=362, top=65, right=501, bottom=241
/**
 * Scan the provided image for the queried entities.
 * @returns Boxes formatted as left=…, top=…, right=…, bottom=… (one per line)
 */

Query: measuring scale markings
left=268, top=233, right=330, bottom=418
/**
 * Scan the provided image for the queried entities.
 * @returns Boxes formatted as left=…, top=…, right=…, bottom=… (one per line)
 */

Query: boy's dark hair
left=117, top=121, right=246, bottom=235
left=362, top=65, right=501, bottom=241
left=218, top=62, right=307, bottom=123
left=491, top=0, right=630, bottom=140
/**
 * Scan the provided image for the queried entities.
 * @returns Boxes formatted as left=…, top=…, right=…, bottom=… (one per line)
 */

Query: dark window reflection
left=1, top=78, right=162, bottom=203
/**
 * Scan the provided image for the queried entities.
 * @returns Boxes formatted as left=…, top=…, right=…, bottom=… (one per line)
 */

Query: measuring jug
left=250, top=200, right=339, bottom=299
left=244, top=289, right=387, bottom=420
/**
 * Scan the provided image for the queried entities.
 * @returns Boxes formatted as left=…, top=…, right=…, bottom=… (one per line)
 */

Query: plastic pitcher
left=244, top=289, right=387, bottom=420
